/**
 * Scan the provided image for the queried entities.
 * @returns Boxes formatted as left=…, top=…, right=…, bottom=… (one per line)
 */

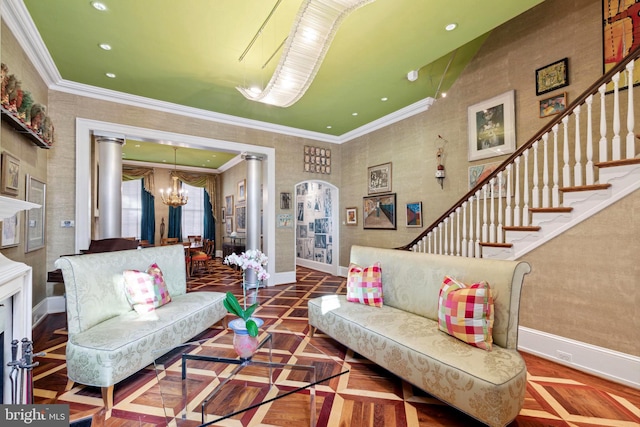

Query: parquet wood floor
left=31, top=259, right=640, bottom=426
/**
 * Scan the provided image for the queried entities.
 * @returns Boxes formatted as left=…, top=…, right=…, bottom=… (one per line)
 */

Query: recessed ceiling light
left=445, top=23, right=457, bottom=31
left=91, top=2, right=107, bottom=11
left=352, top=112, right=358, bottom=116
left=381, top=97, right=388, bottom=102
left=135, top=144, right=140, bottom=148
left=105, top=72, right=116, bottom=78
left=326, top=125, right=332, bottom=129
left=441, top=93, right=447, bottom=98
left=99, top=43, right=112, bottom=51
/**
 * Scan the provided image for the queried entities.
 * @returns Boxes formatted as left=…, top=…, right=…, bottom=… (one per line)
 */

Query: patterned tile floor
left=32, top=259, right=640, bottom=426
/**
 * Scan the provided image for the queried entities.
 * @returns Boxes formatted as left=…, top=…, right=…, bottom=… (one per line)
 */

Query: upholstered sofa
left=55, top=244, right=227, bottom=408
left=308, top=245, right=531, bottom=427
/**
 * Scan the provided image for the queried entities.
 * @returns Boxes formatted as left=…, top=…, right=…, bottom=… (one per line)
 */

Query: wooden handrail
left=398, top=44, right=640, bottom=250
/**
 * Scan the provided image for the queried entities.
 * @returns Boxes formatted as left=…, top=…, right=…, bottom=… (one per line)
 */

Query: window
left=122, top=179, right=142, bottom=239
left=182, top=183, right=204, bottom=237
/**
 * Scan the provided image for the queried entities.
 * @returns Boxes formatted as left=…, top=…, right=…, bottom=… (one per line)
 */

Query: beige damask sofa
left=55, top=244, right=227, bottom=408
left=308, top=245, right=531, bottom=427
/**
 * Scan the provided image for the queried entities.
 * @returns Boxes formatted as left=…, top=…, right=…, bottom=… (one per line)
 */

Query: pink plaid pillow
left=346, top=262, right=383, bottom=307
left=123, top=263, right=172, bottom=314
left=438, top=276, right=494, bottom=351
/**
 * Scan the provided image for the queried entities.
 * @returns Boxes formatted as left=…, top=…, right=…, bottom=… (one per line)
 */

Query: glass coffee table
left=153, top=322, right=348, bottom=427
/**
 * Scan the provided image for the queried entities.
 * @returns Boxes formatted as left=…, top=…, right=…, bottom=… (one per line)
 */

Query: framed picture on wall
left=405, top=202, right=422, bottom=228
left=345, top=207, right=357, bottom=225
left=25, top=174, right=46, bottom=252
left=237, top=180, right=246, bottom=202
left=0, top=213, right=20, bottom=248
left=225, top=217, right=233, bottom=235
left=468, top=90, right=516, bottom=161
left=1, top=151, right=20, bottom=196
left=535, top=57, right=568, bottom=95
left=363, top=193, right=396, bottom=230
left=367, top=162, right=392, bottom=194
left=539, top=92, right=567, bottom=118
left=225, top=195, right=233, bottom=216
left=468, top=161, right=510, bottom=197
left=235, top=203, right=246, bottom=232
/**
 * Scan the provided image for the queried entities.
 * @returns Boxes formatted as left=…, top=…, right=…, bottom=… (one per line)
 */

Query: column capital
left=241, top=152, right=265, bottom=161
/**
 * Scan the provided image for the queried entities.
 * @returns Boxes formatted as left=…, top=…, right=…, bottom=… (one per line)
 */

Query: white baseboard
left=33, top=296, right=65, bottom=328
left=518, top=326, right=639, bottom=389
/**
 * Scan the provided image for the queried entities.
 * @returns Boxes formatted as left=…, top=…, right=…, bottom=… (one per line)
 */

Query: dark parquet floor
left=31, top=258, right=640, bottom=426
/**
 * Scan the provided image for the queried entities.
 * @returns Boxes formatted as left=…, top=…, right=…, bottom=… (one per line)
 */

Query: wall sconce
left=435, top=135, right=447, bottom=189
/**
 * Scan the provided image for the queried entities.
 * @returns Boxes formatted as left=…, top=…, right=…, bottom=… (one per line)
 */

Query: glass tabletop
left=153, top=321, right=348, bottom=427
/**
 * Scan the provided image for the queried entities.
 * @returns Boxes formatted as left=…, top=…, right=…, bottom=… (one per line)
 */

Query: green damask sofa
left=55, top=244, right=227, bottom=408
left=308, top=245, right=531, bottom=427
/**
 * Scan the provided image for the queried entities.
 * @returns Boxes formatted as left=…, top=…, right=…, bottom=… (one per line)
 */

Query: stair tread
left=559, top=183, right=611, bottom=192
left=503, top=226, right=541, bottom=231
left=479, top=242, right=513, bottom=248
left=529, top=207, right=573, bottom=213
left=595, top=157, right=640, bottom=168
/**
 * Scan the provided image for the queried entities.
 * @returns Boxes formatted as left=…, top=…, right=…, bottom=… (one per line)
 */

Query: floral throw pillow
left=346, top=262, right=383, bottom=307
left=438, top=276, right=494, bottom=351
left=123, top=263, right=172, bottom=314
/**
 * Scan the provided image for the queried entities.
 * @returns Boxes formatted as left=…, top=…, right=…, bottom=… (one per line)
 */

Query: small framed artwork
left=363, top=193, right=396, bottom=230
left=225, top=195, right=234, bottom=216
left=367, top=162, right=392, bottom=194
left=539, top=92, right=567, bottom=118
left=345, top=207, right=357, bottom=225
left=280, top=192, right=291, bottom=209
left=406, top=202, right=423, bottom=228
left=1, top=151, right=20, bottom=196
left=468, top=90, right=516, bottom=161
left=225, top=217, right=233, bottom=235
left=0, top=213, right=20, bottom=248
left=535, top=58, right=568, bottom=96
left=237, top=179, right=246, bottom=202
left=25, top=174, right=46, bottom=253
left=235, top=203, right=246, bottom=233
left=468, top=162, right=510, bottom=197
left=277, top=213, right=293, bottom=228
left=303, top=145, right=331, bottom=174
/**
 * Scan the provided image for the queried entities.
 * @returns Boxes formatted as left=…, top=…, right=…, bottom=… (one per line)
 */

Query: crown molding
left=3, top=0, right=433, bottom=145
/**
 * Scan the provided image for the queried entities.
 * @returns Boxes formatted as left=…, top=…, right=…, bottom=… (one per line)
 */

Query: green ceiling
left=21, top=0, right=544, bottom=140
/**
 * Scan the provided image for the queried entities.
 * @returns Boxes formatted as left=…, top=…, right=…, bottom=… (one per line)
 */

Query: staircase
left=402, top=47, right=640, bottom=260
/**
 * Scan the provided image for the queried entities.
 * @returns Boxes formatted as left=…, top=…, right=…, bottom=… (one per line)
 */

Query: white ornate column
left=96, top=134, right=125, bottom=239
left=242, top=153, right=264, bottom=288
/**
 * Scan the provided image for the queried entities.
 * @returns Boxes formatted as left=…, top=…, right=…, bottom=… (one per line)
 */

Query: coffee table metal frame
left=155, top=330, right=347, bottom=427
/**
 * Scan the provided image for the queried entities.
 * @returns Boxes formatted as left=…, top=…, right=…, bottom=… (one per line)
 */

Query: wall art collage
left=295, top=182, right=333, bottom=265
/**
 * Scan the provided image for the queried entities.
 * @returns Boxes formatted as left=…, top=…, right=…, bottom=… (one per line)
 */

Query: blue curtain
left=203, top=190, right=215, bottom=241
left=140, top=179, right=155, bottom=244
left=168, top=205, right=182, bottom=241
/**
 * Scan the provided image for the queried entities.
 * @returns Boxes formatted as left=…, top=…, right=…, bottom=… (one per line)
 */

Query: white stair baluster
left=532, top=140, right=540, bottom=208
left=552, top=124, right=560, bottom=207
left=514, top=157, right=521, bottom=226
left=497, top=171, right=504, bottom=243
left=542, top=133, right=550, bottom=207
left=599, top=84, right=608, bottom=162
left=489, top=178, right=496, bottom=242
left=461, top=202, right=468, bottom=257
left=482, top=185, right=489, bottom=243
left=455, top=208, right=461, bottom=256
left=626, top=61, right=636, bottom=158
left=438, top=223, right=443, bottom=254
left=505, top=164, right=513, bottom=226
left=523, top=150, right=530, bottom=226
left=475, top=191, right=481, bottom=258
left=574, top=105, right=582, bottom=186
left=612, top=72, right=621, bottom=160
left=562, top=115, right=571, bottom=187
left=443, top=218, right=449, bottom=255
left=586, top=95, right=594, bottom=185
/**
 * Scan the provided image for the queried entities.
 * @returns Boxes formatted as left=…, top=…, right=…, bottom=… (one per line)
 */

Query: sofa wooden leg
left=309, top=326, right=316, bottom=337
left=64, top=379, right=75, bottom=391
left=101, top=385, right=114, bottom=409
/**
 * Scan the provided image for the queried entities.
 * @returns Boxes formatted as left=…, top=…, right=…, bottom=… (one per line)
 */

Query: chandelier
left=159, top=148, right=188, bottom=207
left=236, top=0, right=375, bottom=107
